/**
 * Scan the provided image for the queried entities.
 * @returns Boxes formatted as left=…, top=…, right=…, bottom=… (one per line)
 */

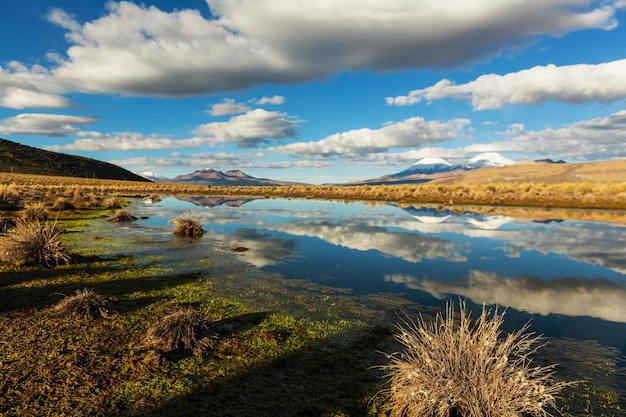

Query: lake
left=103, top=196, right=625, bottom=404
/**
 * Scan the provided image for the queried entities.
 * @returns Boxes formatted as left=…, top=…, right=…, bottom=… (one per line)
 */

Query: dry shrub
left=382, top=301, right=567, bottom=417
left=143, top=305, right=219, bottom=353
left=53, top=288, right=109, bottom=319
left=0, top=219, right=71, bottom=267
left=103, top=197, right=121, bottom=209
left=170, top=212, right=205, bottom=237
left=52, top=197, right=75, bottom=210
left=20, top=201, right=48, bottom=221
left=107, top=209, right=137, bottom=222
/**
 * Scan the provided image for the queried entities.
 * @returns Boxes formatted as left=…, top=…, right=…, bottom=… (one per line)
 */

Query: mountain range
left=167, top=168, right=305, bottom=186
left=351, top=152, right=516, bottom=185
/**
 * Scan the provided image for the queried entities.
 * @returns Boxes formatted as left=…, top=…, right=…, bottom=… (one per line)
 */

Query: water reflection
left=219, top=228, right=298, bottom=267
left=385, top=270, right=626, bottom=324
left=269, top=221, right=467, bottom=263
left=136, top=197, right=626, bottom=353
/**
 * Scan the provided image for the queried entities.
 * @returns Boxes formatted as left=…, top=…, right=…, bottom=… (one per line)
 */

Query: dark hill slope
left=0, top=138, right=150, bottom=182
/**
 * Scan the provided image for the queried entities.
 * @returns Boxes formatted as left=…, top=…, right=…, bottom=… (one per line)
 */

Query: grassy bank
left=1, top=172, right=626, bottom=211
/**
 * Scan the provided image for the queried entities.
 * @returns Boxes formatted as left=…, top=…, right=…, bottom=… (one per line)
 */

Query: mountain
left=169, top=168, right=305, bottom=186
left=0, top=138, right=150, bottom=182
left=465, top=152, right=514, bottom=169
left=391, top=157, right=458, bottom=176
left=353, top=153, right=515, bottom=185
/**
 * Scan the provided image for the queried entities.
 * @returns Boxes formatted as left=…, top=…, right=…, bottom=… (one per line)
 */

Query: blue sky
left=1, top=0, right=625, bottom=184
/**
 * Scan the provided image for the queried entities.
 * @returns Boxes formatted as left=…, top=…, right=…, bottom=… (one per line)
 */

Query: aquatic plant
left=381, top=301, right=567, bottom=417
left=53, top=288, right=110, bottom=319
left=107, top=209, right=137, bottom=222
left=142, top=304, right=219, bottom=353
left=170, top=212, right=206, bottom=237
left=0, top=219, right=71, bottom=267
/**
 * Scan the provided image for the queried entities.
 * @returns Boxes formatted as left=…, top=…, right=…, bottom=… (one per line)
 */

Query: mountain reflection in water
left=139, top=197, right=626, bottom=354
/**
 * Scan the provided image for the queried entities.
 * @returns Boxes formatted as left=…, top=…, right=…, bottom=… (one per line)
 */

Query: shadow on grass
left=0, top=260, right=203, bottom=313
left=135, top=324, right=392, bottom=417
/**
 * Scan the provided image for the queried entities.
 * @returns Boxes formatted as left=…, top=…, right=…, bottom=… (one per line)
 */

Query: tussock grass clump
left=382, top=301, right=567, bottom=417
left=19, top=201, right=48, bottom=221
left=0, top=219, right=71, bottom=267
left=170, top=212, right=205, bottom=237
left=53, top=288, right=110, bottom=319
left=52, top=197, right=75, bottom=210
left=103, top=197, right=121, bottom=209
left=143, top=304, right=219, bottom=353
left=107, top=209, right=137, bottom=222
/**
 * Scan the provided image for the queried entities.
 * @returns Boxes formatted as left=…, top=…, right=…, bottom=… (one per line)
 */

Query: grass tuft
left=170, top=212, right=206, bottom=237
left=142, top=304, right=220, bottom=353
left=107, top=209, right=137, bottom=222
left=19, top=201, right=48, bottom=221
left=381, top=301, right=568, bottom=417
left=0, top=219, right=72, bottom=267
left=53, top=288, right=110, bottom=319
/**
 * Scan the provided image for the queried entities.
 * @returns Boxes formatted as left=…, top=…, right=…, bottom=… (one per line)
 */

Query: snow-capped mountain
left=465, top=152, right=514, bottom=169
left=391, top=157, right=459, bottom=177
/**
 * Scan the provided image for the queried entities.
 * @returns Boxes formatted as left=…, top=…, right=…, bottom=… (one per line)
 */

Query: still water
left=134, top=196, right=626, bottom=359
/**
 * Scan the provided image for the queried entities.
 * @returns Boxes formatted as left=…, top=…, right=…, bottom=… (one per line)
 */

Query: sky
left=1, top=0, right=625, bottom=184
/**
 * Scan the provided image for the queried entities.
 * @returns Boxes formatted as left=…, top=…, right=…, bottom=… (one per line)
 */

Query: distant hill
left=0, top=138, right=150, bottom=182
left=430, top=159, right=626, bottom=184
left=169, top=168, right=305, bottom=186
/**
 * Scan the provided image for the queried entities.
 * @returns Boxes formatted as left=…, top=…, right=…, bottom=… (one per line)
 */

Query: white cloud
left=388, top=59, right=626, bottom=110
left=46, top=131, right=196, bottom=151
left=208, top=99, right=251, bottom=116
left=484, top=110, right=626, bottom=160
left=193, top=108, right=300, bottom=148
left=0, top=113, right=97, bottom=137
left=0, top=64, right=74, bottom=109
left=2, top=0, right=624, bottom=106
left=255, top=95, right=285, bottom=105
left=273, top=117, right=471, bottom=156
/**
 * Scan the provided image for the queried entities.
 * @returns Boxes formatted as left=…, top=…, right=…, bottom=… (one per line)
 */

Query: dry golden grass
left=0, top=219, right=71, bottom=267
left=107, top=209, right=137, bottom=222
left=19, top=201, right=48, bottom=221
left=170, top=212, right=206, bottom=237
left=53, top=288, right=110, bottom=319
left=382, top=302, right=567, bottom=417
left=142, top=304, right=219, bottom=353
left=0, top=170, right=625, bottom=212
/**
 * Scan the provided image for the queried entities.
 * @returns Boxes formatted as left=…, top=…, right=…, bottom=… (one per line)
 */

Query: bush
left=170, top=212, right=205, bottom=237
left=0, top=219, right=71, bottom=267
left=19, top=201, right=48, bottom=221
left=142, top=305, right=219, bottom=353
left=107, top=209, right=137, bottom=222
left=382, top=301, right=567, bottom=417
left=53, top=288, right=110, bottom=319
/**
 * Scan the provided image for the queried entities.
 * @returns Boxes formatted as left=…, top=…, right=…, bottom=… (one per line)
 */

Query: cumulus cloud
left=388, top=59, right=626, bottom=109
left=2, top=0, right=624, bottom=106
left=208, top=99, right=251, bottom=116
left=0, top=113, right=97, bottom=137
left=254, top=95, right=285, bottom=105
left=273, top=117, right=471, bottom=156
left=0, top=63, right=74, bottom=109
left=46, top=131, right=196, bottom=151
left=193, top=108, right=300, bottom=148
